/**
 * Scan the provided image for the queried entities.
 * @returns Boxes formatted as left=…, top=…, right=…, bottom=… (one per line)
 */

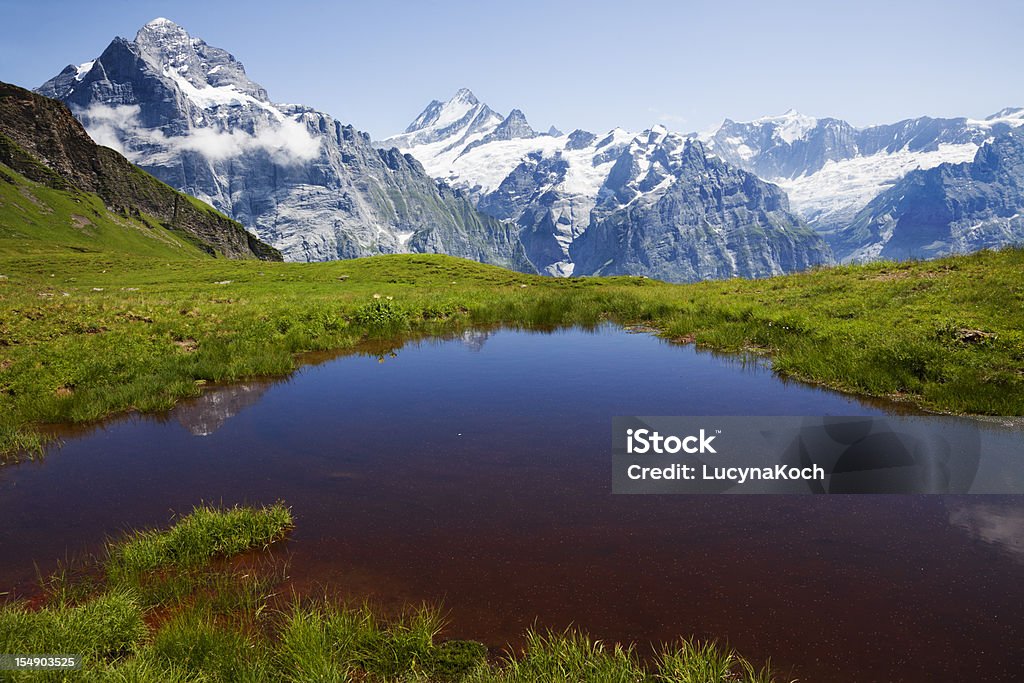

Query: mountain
left=38, top=19, right=534, bottom=272
left=829, top=128, right=1024, bottom=262
left=702, top=109, right=1024, bottom=233
left=0, top=80, right=279, bottom=260
left=570, top=139, right=830, bottom=280
left=381, top=92, right=832, bottom=280
left=386, top=88, right=505, bottom=157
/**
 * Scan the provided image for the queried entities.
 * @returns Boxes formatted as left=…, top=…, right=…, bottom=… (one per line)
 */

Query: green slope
left=0, top=161, right=211, bottom=259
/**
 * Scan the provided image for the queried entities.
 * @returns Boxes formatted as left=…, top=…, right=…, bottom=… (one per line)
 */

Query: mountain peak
left=401, top=88, right=498, bottom=136
left=145, top=17, right=180, bottom=27
left=135, top=17, right=194, bottom=66
left=489, top=108, right=536, bottom=140
left=137, top=17, right=189, bottom=41
left=744, top=109, right=818, bottom=144
left=752, top=108, right=810, bottom=123
left=451, top=88, right=479, bottom=105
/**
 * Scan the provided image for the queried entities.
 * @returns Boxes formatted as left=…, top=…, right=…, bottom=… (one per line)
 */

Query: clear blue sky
left=2, top=0, right=1021, bottom=139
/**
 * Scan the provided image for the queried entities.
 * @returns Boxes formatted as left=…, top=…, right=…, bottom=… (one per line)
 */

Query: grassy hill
left=0, top=160, right=215, bottom=259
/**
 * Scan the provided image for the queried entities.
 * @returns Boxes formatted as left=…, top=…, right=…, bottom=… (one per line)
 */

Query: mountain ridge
left=382, top=90, right=832, bottom=280
left=384, top=89, right=1024, bottom=270
left=830, top=127, right=1024, bottom=262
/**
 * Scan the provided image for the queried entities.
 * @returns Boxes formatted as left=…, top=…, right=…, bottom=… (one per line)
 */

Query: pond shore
left=2, top=248, right=1022, bottom=461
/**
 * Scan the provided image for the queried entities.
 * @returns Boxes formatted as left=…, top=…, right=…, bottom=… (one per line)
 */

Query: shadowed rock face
left=0, top=80, right=280, bottom=260
left=37, top=19, right=534, bottom=272
left=830, top=128, right=1024, bottom=263
left=569, top=140, right=832, bottom=282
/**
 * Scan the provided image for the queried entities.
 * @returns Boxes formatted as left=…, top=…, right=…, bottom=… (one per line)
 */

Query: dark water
left=1, top=326, right=1022, bottom=682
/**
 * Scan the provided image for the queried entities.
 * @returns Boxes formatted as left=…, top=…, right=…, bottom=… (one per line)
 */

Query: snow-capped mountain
left=380, top=91, right=831, bottom=279
left=385, top=90, right=1024, bottom=271
left=702, top=108, right=1024, bottom=234
left=570, top=138, right=830, bottom=281
left=830, top=127, right=1024, bottom=262
left=37, top=19, right=533, bottom=271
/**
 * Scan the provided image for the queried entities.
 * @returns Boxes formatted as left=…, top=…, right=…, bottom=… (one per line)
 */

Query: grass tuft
left=106, top=503, right=293, bottom=581
left=0, top=588, right=147, bottom=664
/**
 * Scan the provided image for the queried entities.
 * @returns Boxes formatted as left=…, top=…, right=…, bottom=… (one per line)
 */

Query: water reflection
left=948, top=501, right=1024, bottom=563
left=173, top=381, right=273, bottom=436
left=459, top=330, right=491, bottom=352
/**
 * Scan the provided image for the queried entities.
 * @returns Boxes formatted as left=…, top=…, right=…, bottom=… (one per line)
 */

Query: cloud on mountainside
left=78, top=103, right=321, bottom=164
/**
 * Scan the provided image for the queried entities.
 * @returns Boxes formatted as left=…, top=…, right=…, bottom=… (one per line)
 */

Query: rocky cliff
left=570, top=140, right=831, bottom=280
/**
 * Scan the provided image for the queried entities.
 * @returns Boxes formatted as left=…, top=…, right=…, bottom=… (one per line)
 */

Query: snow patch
left=752, top=109, right=818, bottom=144
left=74, top=61, right=95, bottom=81
left=163, top=67, right=281, bottom=119
left=776, top=143, right=979, bottom=226
left=968, top=109, right=1024, bottom=128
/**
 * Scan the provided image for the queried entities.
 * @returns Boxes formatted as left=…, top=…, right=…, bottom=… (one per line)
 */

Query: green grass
left=0, top=163, right=209, bottom=260
left=0, top=506, right=789, bottom=682
left=0, top=589, right=148, bottom=671
left=106, top=504, right=294, bottom=580
left=2, top=159, right=1023, bottom=461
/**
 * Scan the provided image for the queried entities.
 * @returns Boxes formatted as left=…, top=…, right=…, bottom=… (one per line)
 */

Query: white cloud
left=77, top=103, right=321, bottom=165
left=948, top=502, right=1024, bottom=563
left=79, top=104, right=139, bottom=154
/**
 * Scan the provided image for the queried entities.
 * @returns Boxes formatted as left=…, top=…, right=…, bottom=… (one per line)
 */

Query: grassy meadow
left=2, top=154, right=1024, bottom=459
left=0, top=505, right=784, bottom=682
